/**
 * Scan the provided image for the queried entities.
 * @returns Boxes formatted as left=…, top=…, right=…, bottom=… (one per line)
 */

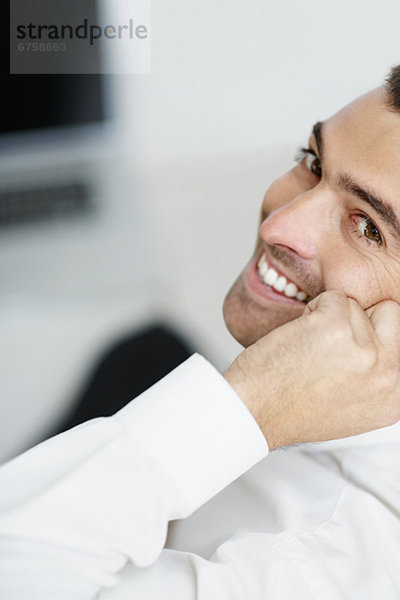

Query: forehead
left=322, top=89, right=400, bottom=201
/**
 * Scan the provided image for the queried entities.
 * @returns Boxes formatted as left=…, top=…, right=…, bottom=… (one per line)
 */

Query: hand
left=223, top=290, right=400, bottom=450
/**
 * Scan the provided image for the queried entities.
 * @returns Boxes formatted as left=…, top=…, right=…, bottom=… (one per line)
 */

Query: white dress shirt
left=0, top=353, right=400, bottom=599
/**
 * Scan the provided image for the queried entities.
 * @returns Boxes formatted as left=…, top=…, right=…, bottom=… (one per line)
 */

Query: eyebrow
left=339, top=174, right=400, bottom=240
left=311, top=120, right=400, bottom=242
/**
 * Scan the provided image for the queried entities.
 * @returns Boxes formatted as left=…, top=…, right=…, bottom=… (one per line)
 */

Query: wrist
left=223, top=366, right=283, bottom=451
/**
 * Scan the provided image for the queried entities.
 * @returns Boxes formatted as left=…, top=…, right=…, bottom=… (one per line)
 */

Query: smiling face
left=223, top=87, right=400, bottom=347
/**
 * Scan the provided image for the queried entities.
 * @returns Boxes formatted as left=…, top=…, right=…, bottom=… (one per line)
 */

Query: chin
left=223, top=271, right=303, bottom=348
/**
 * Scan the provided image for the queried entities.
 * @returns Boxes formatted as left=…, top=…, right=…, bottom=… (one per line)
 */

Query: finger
left=304, top=290, right=351, bottom=317
left=305, top=291, right=373, bottom=347
left=366, top=300, right=400, bottom=353
left=347, top=297, right=375, bottom=347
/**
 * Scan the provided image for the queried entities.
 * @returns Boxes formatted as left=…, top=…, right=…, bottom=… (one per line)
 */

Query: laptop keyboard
left=0, top=182, right=94, bottom=226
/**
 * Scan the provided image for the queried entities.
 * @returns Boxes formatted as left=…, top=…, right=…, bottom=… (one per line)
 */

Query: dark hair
left=385, top=65, right=400, bottom=109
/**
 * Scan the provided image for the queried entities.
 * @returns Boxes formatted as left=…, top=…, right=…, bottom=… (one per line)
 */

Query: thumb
left=303, top=290, right=351, bottom=318
left=366, top=300, right=400, bottom=351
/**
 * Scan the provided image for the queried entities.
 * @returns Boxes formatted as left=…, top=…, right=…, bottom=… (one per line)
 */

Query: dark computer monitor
left=1, top=0, right=106, bottom=137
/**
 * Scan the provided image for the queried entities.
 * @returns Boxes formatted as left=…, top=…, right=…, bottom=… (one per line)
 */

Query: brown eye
left=304, top=152, right=322, bottom=178
left=363, top=220, right=381, bottom=243
left=352, top=214, right=383, bottom=246
left=309, top=156, right=322, bottom=178
left=295, top=148, right=322, bottom=178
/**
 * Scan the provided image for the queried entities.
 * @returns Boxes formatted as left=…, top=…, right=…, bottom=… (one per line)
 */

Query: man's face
left=223, top=87, right=400, bottom=347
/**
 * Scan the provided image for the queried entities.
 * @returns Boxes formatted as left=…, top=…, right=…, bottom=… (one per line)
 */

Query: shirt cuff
left=115, top=353, right=268, bottom=515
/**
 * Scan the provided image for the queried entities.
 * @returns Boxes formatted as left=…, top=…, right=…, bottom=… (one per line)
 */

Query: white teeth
left=258, top=256, right=278, bottom=285
left=257, top=254, right=308, bottom=302
left=265, top=268, right=278, bottom=286
left=260, top=261, right=268, bottom=277
left=284, top=282, right=298, bottom=297
left=273, top=276, right=287, bottom=292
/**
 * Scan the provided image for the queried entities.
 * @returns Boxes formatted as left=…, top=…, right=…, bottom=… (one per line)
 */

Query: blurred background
left=1, top=0, right=399, bottom=463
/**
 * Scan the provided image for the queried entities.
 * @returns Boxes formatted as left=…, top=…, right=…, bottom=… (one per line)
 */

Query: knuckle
left=358, top=345, right=378, bottom=370
left=373, top=360, right=399, bottom=393
left=326, top=317, right=352, bottom=342
left=382, top=299, right=400, bottom=312
left=326, top=289, right=347, bottom=300
left=380, top=299, right=400, bottom=325
left=383, top=362, right=399, bottom=388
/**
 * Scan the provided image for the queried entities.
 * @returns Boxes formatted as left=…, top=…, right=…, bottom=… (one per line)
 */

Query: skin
left=223, top=87, right=400, bottom=347
left=224, top=291, right=400, bottom=449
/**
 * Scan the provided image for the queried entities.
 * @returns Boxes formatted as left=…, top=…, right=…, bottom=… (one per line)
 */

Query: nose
left=259, top=188, right=330, bottom=260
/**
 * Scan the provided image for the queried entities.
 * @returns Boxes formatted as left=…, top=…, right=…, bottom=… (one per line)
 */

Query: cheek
left=322, top=253, right=398, bottom=308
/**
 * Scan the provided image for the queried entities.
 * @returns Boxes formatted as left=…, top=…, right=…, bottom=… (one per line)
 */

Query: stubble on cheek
left=223, top=275, right=255, bottom=347
left=223, top=270, right=302, bottom=347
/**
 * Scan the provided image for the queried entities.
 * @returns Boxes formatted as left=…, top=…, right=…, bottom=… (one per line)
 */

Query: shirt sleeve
left=0, top=353, right=268, bottom=600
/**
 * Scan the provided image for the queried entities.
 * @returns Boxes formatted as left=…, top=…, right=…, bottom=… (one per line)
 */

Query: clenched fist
left=223, top=291, right=400, bottom=450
